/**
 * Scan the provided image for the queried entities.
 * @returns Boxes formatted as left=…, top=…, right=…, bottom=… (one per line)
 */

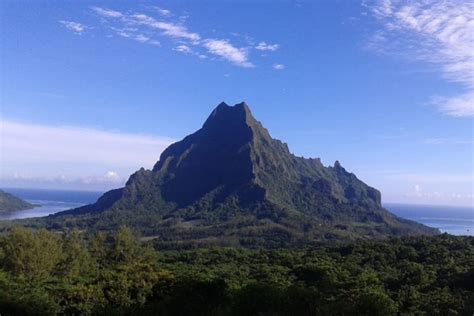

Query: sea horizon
left=1, top=187, right=472, bottom=236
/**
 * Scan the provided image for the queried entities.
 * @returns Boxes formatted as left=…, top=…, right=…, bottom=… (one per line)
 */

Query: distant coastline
left=0, top=188, right=102, bottom=221
left=1, top=187, right=472, bottom=236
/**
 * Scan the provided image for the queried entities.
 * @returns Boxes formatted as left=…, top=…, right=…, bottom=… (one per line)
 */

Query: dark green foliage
left=7, top=102, right=437, bottom=245
left=0, top=228, right=472, bottom=315
left=1, top=227, right=62, bottom=279
left=0, top=190, right=36, bottom=212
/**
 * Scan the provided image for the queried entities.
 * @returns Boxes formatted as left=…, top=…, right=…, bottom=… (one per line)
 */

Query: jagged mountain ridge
left=49, top=102, right=437, bottom=247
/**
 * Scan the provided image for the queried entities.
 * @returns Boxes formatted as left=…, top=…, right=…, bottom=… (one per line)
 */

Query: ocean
left=384, top=203, right=473, bottom=236
left=1, top=188, right=473, bottom=236
left=0, top=188, right=102, bottom=220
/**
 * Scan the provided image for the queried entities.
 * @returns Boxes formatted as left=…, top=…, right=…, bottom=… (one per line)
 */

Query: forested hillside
left=0, top=227, right=472, bottom=315
left=0, top=190, right=36, bottom=212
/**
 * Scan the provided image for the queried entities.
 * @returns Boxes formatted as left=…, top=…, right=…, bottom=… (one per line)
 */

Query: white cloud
left=362, top=169, right=474, bottom=206
left=134, top=34, right=155, bottom=44
left=88, top=7, right=258, bottom=68
left=430, top=92, right=474, bottom=117
left=414, top=184, right=422, bottom=194
left=59, top=20, right=87, bottom=34
left=1, top=172, right=126, bottom=190
left=104, top=171, right=121, bottom=182
left=174, top=44, right=193, bottom=54
left=371, top=0, right=392, bottom=18
left=203, top=39, right=254, bottom=68
left=174, top=45, right=210, bottom=60
left=273, top=63, right=285, bottom=70
left=255, top=41, right=280, bottom=51
left=179, top=14, right=190, bottom=23
left=113, top=28, right=160, bottom=46
left=0, top=119, right=174, bottom=172
left=149, top=6, right=172, bottom=17
left=366, top=0, right=474, bottom=117
left=91, top=7, right=123, bottom=18
left=130, top=13, right=201, bottom=42
left=402, top=189, right=473, bottom=206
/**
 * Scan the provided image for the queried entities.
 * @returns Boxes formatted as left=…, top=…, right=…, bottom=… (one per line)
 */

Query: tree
left=0, top=227, right=62, bottom=279
left=57, top=230, right=94, bottom=280
left=111, top=226, right=140, bottom=264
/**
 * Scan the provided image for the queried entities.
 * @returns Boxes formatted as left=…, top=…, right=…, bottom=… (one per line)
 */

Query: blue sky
left=1, top=0, right=473, bottom=206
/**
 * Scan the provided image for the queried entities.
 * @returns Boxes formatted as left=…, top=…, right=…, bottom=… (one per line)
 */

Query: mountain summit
left=49, top=102, right=437, bottom=247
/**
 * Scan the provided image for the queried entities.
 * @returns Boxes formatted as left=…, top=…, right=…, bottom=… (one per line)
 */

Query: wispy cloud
left=423, top=137, right=474, bottom=145
left=59, top=20, right=87, bottom=35
left=148, top=6, right=172, bottom=17
left=174, top=44, right=193, bottom=54
left=113, top=27, right=160, bottom=46
left=125, top=11, right=253, bottom=66
left=82, top=6, right=279, bottom=68
left=255, top=42, right=280, bottom=51
left=173, top=45, right=207, bottom=59
left=365, top=0, right=474, bottom=117
left=402, top=184, right=473, bottom=206
left=130, top=13, right=201, bottom=42
left=273, top=63, right=285, bottom=70
left=91, top=7, right=123, bottom=18
left=363, top=169, right=473, bottom=206
left=430, top=92, right=474, bottom=117
left=0, top=119, right=174, bottom=170
left=1, top=172, right=126, bottom=190
left=203, top=39, right=254, bottom=67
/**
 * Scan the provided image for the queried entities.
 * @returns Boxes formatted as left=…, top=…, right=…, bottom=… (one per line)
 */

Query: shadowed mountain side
left=12, top=102, right=438, bottom=247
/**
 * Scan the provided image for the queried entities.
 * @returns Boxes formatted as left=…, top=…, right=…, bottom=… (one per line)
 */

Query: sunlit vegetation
left=0, top=226, right=472, bottom=315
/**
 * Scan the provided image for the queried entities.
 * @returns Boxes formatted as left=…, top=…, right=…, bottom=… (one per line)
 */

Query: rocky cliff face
left=51, top=102, right=438, bottom=247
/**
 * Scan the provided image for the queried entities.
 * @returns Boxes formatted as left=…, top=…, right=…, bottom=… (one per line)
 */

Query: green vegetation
left=0, top=227, right=472, bottom=315
left=0, top=190, right=36, bottom=212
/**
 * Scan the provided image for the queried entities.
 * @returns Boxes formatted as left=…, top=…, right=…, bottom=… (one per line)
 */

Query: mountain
left=25, top=102, right=437, bottom=247
left=0, top=190, right=36, bottom=212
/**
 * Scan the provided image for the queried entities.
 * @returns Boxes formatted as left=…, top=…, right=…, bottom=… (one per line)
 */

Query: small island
left=0, top=189, right=37, bottom=212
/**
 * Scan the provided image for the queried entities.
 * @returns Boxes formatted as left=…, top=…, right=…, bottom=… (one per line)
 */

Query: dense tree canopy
left=0, top=227, right=472, bottom=315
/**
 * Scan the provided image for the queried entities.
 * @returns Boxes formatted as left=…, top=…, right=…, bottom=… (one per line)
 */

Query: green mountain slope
left=18, top=102, right=438, bottom=246
left=0, top=190, right=35, bottom=212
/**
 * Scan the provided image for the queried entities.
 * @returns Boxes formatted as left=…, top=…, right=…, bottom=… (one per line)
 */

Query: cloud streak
left=363, top=169, right=474, bottom=206
left=91, top=7, right=123, bottom=18
left=273, top=63, right=285, bottom=70
left=0, top=120, right=174, bottom=187
left=149, top=6, right=172, bottom=17
left=255, top=42, right=280, bottom=51
left=130, top=13, right=201, bottom=42
left=59, top=20, right=87, bottom=34
left=82, top=6, right=279, bottom=68
left=2, top=171, right=126, bottom=189
left=430, top=92, right=474, bottom=117
left=203, top=39, right=254, bottom=67
left=113, top=27, right=160, bottom=46
left=365, top=0, right=474, bottom=117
